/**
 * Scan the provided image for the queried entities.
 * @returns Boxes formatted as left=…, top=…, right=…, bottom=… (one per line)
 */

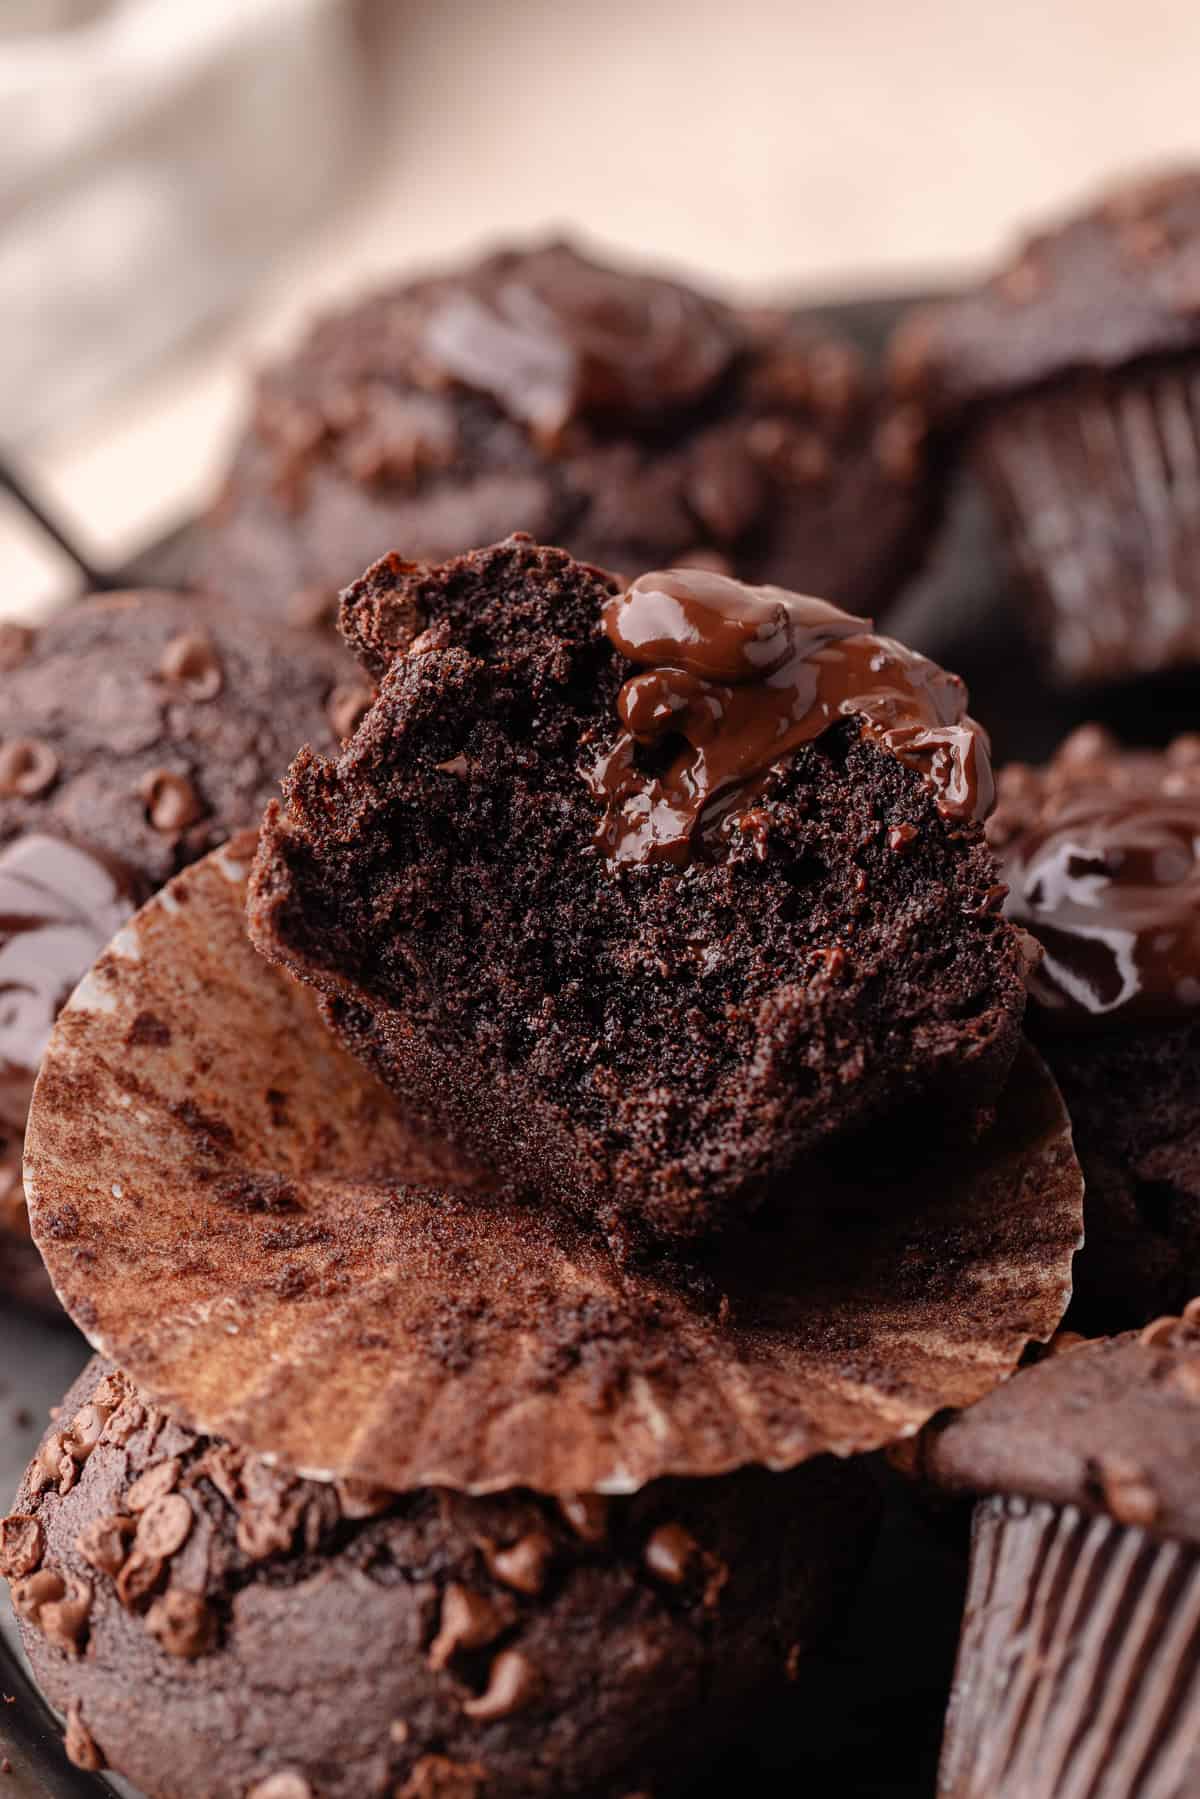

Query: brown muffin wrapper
left=940, top=1494, right=1200, bottom=1798
left=25, top=836, right=1083, bottom=1496
left=979, top=361, right=1200, bottom=688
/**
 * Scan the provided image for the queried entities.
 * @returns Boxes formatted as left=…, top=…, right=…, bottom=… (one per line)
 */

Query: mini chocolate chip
left=125, top=1458, right=181, bottom=1512
left=643, top=1522, right=699, bottom=1586
left=887, top=823, right=918, bottom=853
left=10, top=1569, right=64, bottom=1625
left=396, top=1758, right=488, bottom=1799
left=0, top=738, right=59, bottom=798
left=557, top=1493, right=609, bottom=1543
left=101, top=1396, right=146, bottom=1446
left=115, top=1549, right=164, bottom=1609
left=435, top=755, right=471, bottom=779
left=686, top=438, right=765, bottom=542
left=76, top=1514, right=136, bottom=1577
left=245, top=1775, right=313, bottom=1799
left=39, top=1574, right=92, bottom=1654
left=144, top=1589, right=216, bottom=1659
left=334, top=1477, right=394, bottom=1520
left=64, top=1701, right=103, bottom=1773
left=236, top=1504, right=298, bottom=1561
left=135, top=1492, right=193, bottom=1559
left=66, top=1401, right=112, bottom=1460
left=1139, top=1315, right=1181, bottom=1347
left=1094, top=1455, right=1159, bottom=1528
left=428, top=1583, right=512, bottom=1671
left=0, top=1515, right=44, bottom=1580
left=139, top=769, right=205, bottom=834
left=159, top=632, right=223, bottom=700
left=461, top=1648, right=541, bottom=1721
left=482, top=1528, right=555, bottom=1596
left=0, top=622, right=34, bottom=671
left=328, top=682, right=373, bottom=740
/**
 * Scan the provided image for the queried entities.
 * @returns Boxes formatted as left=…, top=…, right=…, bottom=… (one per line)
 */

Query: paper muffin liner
left=940, top=1494, right=1200, bottom=1797
left=25, top=836, right=1083, bottom=1497
left=979, top=361, right=1200, bottom=688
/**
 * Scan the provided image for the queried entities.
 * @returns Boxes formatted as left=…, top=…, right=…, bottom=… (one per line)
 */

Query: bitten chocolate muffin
left=0, top=593, right=356, bottom=1305
left=989, top=724, right=1200, bottom=1331
left=893, top=167, right=1200, bottom=689
left=249, top=535, right=1029, bottom=1249
left=1, top=1358, right=878, bottom=1799
left=922, top=1320, right=1200, bottom=1797
left=200, top=241, right=932, bottom=629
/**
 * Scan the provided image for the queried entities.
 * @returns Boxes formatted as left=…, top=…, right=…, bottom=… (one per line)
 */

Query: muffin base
left=940, top=1494, right=1200, bottom=1797
left=978, top=357, right=1200, bottom=689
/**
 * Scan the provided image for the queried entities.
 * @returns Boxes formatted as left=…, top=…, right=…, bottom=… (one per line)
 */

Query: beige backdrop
left=4, top=0, right=1200, bottom=614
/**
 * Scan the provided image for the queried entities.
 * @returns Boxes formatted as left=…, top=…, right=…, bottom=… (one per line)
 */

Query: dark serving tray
left=3, top=285, right=1178, bottom=1798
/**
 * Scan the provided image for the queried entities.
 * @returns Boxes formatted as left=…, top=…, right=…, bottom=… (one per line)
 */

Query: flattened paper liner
left=25, top=837, right=1083, bottom=1496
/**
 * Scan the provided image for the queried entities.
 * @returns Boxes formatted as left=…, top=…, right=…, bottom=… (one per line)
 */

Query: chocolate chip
left=66, top=1400, right=112, bottom=1459
left=159, top=632, right=223, bottom=700
left=139, top=768, right=205, bottom=834
left=687, top=437, right=765, bottom=542
left=0, top=623, right=34, bottom=671
left=1139, top=1314, right=1181, bottom=1347
left=482, top=1528, right=554, bottom=1595
left=135, top=1492, right=193, bottom=1558
left=461, top=1647, right=541, bottom=1721
left=144, top=1589, right=216, bottom=1659
left=0, top=738, right=59, bottom=798
left=435, top=755, right=471, bottom=779
left=76, top=1513, right=135, bottom=1577
left=245, top=1775, right=313, bottom=1799
left=396, top=1757, right=488, bottom=1799
left=557, top=1493, right=609, bottom=1543
left=887, top=823, right=918, bottom=853
left=64, top=1701, right=103, bottom=1773
left=333, top=1477, right=394, bottom=1520
left=115, top=1549, right=164, bottom=1609
left=428, top=1583, right=512, bottom=1670
left=10, top=1568, right=63, bottom=1624
left=38, top=1574, right=92, bottom=1654
left=1094, top=1454, right=1159, bottom=1528
left=125, top=1457, right=181, bottom=1512
left=643, top=1521, right=699, bottom=1585
left=0, top=1515, right=44, bottom=1580
left=236, top=1504, right=299, bottom=1561
left=328, top=682, right=374, bottom=741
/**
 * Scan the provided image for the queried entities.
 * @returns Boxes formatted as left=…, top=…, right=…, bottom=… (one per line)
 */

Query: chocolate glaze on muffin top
left=923, top=1315, right=1200, bottom=1546
left=588, top=567, right=991, bottom=865
left=989, top=725, right=1200, bottom=1028
left=892, top=167, right=1200, bottom=419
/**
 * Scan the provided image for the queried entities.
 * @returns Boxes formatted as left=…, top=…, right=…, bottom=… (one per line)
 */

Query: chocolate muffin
left=893, top=168, right=1200, bottom=689
left=923, top=1320, right=1200, bottom=1797
left=1, top=1358, right=879, bottom=1798
left=989, top=724, right=1200, bottom=1331
left=0, top=592, right=356, bottom=1305
left=249, top=535, right=1029, bottom=1250
left=200, top=241, right=932, bottom=629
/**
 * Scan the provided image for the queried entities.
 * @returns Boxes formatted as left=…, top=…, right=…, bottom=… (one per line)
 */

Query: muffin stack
left=4, top=183, right=1200, bottom=1796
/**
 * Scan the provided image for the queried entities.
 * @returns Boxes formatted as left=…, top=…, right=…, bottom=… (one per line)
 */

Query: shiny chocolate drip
left=0, top=833, right=144, bottom=1131
left=584, top=567, right=993, bottom=867
left=1001, top=794, right=1200, bottom=1028
left=422, top=245, right=737, bottom=447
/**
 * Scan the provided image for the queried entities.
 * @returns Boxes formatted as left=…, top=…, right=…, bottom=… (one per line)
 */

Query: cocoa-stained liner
left=980, top=364, right=1200, bottom=688
left=25, top=838, right=1083, bottom=1497
left=940, top=1494, right=1200, bottom=1798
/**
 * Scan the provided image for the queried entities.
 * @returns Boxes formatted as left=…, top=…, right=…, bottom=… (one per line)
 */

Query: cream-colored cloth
left=1, top=0, right=364, bottom=446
